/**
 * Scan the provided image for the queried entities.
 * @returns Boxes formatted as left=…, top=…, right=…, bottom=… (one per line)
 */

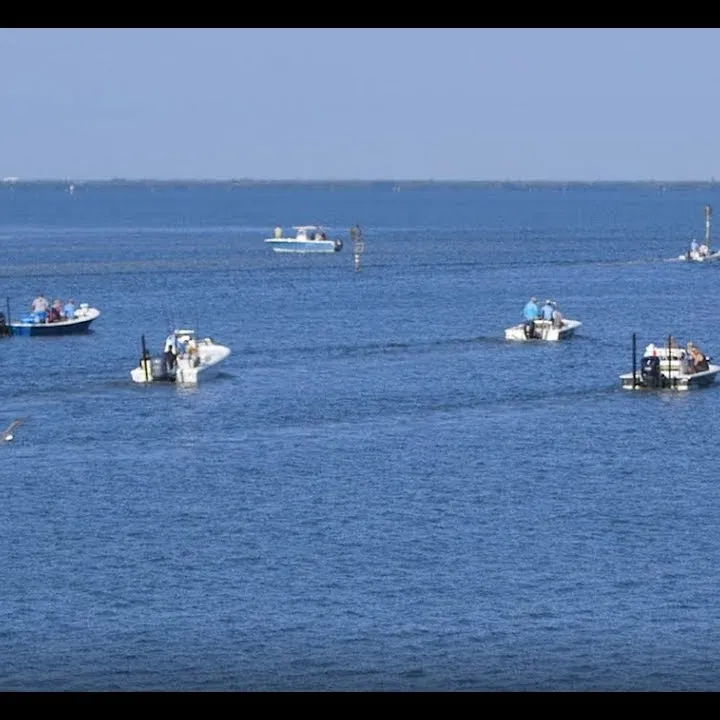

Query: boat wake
left=241, top=336, right=504, bottom=365
left=255, top=381, right=625, bottom=436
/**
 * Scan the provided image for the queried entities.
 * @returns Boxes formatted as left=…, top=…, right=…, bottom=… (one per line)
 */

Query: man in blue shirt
left=523, top=297, right=539, bottom=321
left=522, top=297, right=540, bottom=339
left=540, top=299, right=554, bottom=321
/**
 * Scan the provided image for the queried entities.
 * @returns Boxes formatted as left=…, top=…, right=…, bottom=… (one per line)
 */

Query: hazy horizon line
left=1, top=177, right=718, bottom=185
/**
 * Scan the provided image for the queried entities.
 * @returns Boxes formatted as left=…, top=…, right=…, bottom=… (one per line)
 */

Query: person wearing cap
left=540, top=299, right=554, bottom=321
left=523, top=297, right=539, bottom=321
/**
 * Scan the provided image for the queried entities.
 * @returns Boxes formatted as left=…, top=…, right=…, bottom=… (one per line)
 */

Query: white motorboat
left=131, top=329, right=231, bottom=385
left=264, top=225, right=343, bottom=253
left=679, top=244, right=720, bottom=262
left=505, top=318, right=582, bottom=342
left=619, top=334, right=720, bottom=390
left=678, top=205, right=720, bottom=262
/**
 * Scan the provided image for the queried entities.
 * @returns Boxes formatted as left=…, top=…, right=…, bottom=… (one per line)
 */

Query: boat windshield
left=295, top=226, right=319, bottom=238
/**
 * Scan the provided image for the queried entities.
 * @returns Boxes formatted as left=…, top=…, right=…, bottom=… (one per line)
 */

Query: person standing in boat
left=164, top=336, right=178, bottom=371
left=31, top=293, right=49, bottom=321
left=540, top=299, right=554, bottom=322
left=522, top=297, right=540, bottom=339
left=187, top=336, right=199, bottom=366
left=31, top=293, right=48, bottom=312
left=523, top=297, right=539, bottom=322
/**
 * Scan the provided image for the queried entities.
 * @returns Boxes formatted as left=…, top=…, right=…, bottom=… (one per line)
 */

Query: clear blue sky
left=1, top=28, right=718, bottom=181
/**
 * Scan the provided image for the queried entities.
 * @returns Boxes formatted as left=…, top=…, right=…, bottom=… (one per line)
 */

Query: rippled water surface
left=2, top=181, right=720, bottom=690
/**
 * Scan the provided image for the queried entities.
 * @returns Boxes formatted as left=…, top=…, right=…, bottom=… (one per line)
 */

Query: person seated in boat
left=274, top=226, right=283, bottom=239
left=540, top=299, right=554, bottom=322
left=47, top=304, right=61, bottom=323
left=63, top=298, right=76, bottom=319
left=687, top=341, right=709, bottom=373
left=678, top=349, right=693, bottom=374
left=699, top=243, right=710, bottom=257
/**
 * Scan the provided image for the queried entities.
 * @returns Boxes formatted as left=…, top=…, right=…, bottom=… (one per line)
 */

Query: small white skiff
left=131, top=329, right=231, bottom=385
left=504, top=318, right=582, bottom=342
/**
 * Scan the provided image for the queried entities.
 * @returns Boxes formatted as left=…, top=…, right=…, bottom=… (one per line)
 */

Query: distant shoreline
left=1, top=178, right=718, bottom=188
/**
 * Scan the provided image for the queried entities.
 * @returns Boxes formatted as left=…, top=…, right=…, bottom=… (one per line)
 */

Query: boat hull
left=264, top=239, right=342, bottom=253
left=619, top=363, right=720, bottom=390
left=678, top=251, right=720, bottom=262
left=504, top=319, right=582, bottom=342
left=9, top=308, right=100, bottom=336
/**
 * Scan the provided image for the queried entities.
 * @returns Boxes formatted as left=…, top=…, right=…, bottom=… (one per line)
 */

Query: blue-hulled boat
left=9, top=303, right=100, bottom=336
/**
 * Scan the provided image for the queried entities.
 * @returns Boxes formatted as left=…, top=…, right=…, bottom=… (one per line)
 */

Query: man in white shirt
left=31, top=294, right=49, bottom=313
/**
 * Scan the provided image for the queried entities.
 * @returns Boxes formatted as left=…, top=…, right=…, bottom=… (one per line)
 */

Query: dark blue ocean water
left=2, top=181, right=720, bottom=691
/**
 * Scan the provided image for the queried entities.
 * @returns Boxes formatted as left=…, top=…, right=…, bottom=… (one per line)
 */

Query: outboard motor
left=640, top=355, right=661, bottom=387
left=150, top=356, right=169, bottom=381
left=523, top=320, right=536, bottom=340
left=0, top=311, right=9, bottom=337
